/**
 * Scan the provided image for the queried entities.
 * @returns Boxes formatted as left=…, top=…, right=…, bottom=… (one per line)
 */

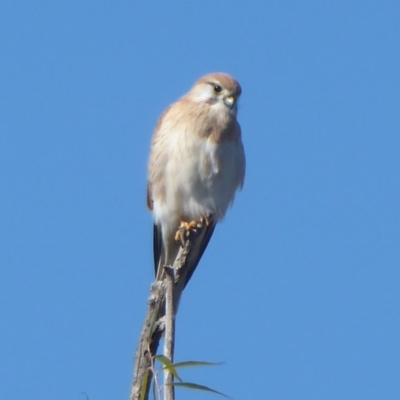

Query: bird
left=147, top=72, right=246, bottom=297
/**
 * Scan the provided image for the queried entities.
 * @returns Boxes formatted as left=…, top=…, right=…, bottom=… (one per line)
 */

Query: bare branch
left=130, top=281, right=165, bottom=400
left=129, top=225, right=206, bottom=400
left=163, top=266, right=175, bottom=400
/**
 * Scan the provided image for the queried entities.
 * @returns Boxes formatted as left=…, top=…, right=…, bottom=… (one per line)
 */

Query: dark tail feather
left=153, top=224, right=162, bottom=276
left=183, top=222, right=216, bottom=288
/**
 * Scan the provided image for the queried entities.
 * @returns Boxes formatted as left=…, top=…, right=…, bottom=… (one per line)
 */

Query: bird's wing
left=152, top=217, right=216, bottom=291
left=170, top=219, right=217, bottom=311
left=181, top=220, right=216, bottom=288
left=152, top=223, right=163, bottom=277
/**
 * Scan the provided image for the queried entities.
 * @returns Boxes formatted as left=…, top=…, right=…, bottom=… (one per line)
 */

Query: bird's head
left=187, top=72, right=242, bottom=115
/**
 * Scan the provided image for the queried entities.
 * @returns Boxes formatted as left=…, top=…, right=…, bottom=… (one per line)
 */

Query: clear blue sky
left=1, top=2, right=399, bottom=399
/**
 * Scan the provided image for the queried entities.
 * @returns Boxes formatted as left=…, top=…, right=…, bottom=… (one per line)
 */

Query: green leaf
left=154, top=354, right=173, bottom=367
left=154, top=355, right=182, bottom=382
left=172, top=382, right=230, bottom=398
left=172, top=360, right=223, bottom=369
left=139, top=369, right=149, bottom=400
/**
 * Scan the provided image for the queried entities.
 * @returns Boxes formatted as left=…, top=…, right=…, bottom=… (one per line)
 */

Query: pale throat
left=209, top=99, right=237, bottom=120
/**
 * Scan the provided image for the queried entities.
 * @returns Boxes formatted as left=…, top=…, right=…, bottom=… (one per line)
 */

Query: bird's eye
left=213, top=84, right=222, bottom=93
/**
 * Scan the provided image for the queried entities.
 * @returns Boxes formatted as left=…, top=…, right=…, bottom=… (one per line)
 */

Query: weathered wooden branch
left=129, top=280, right=165, bottom=400
left=129, top=225, right=208, bottom=400
left=163, top=266, right=175, bottom=400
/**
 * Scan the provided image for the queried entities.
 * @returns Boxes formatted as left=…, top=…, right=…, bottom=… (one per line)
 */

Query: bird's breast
left=165, top=135, right=241, bottom=221
left=152, top=109, right=244, bottom=227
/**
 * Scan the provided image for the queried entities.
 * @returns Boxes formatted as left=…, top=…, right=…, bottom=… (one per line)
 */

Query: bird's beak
left=224, top=95, right=235, bottom=109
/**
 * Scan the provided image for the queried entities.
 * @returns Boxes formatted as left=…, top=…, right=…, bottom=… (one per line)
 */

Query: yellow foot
left=174, top=216, right=213, bottom=245
left=174, top=220, right=197, bottom=244
left=181, top=220, right=198, bottom=231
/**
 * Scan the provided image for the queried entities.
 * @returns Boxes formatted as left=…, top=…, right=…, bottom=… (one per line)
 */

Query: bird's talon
left=175, top=219, right=200, bottom=244
left=181, top=220, right=198, bottom=231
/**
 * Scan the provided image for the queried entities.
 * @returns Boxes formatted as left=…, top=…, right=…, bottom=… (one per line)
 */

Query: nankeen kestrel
left=147, top=72, right=245, bottom=291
